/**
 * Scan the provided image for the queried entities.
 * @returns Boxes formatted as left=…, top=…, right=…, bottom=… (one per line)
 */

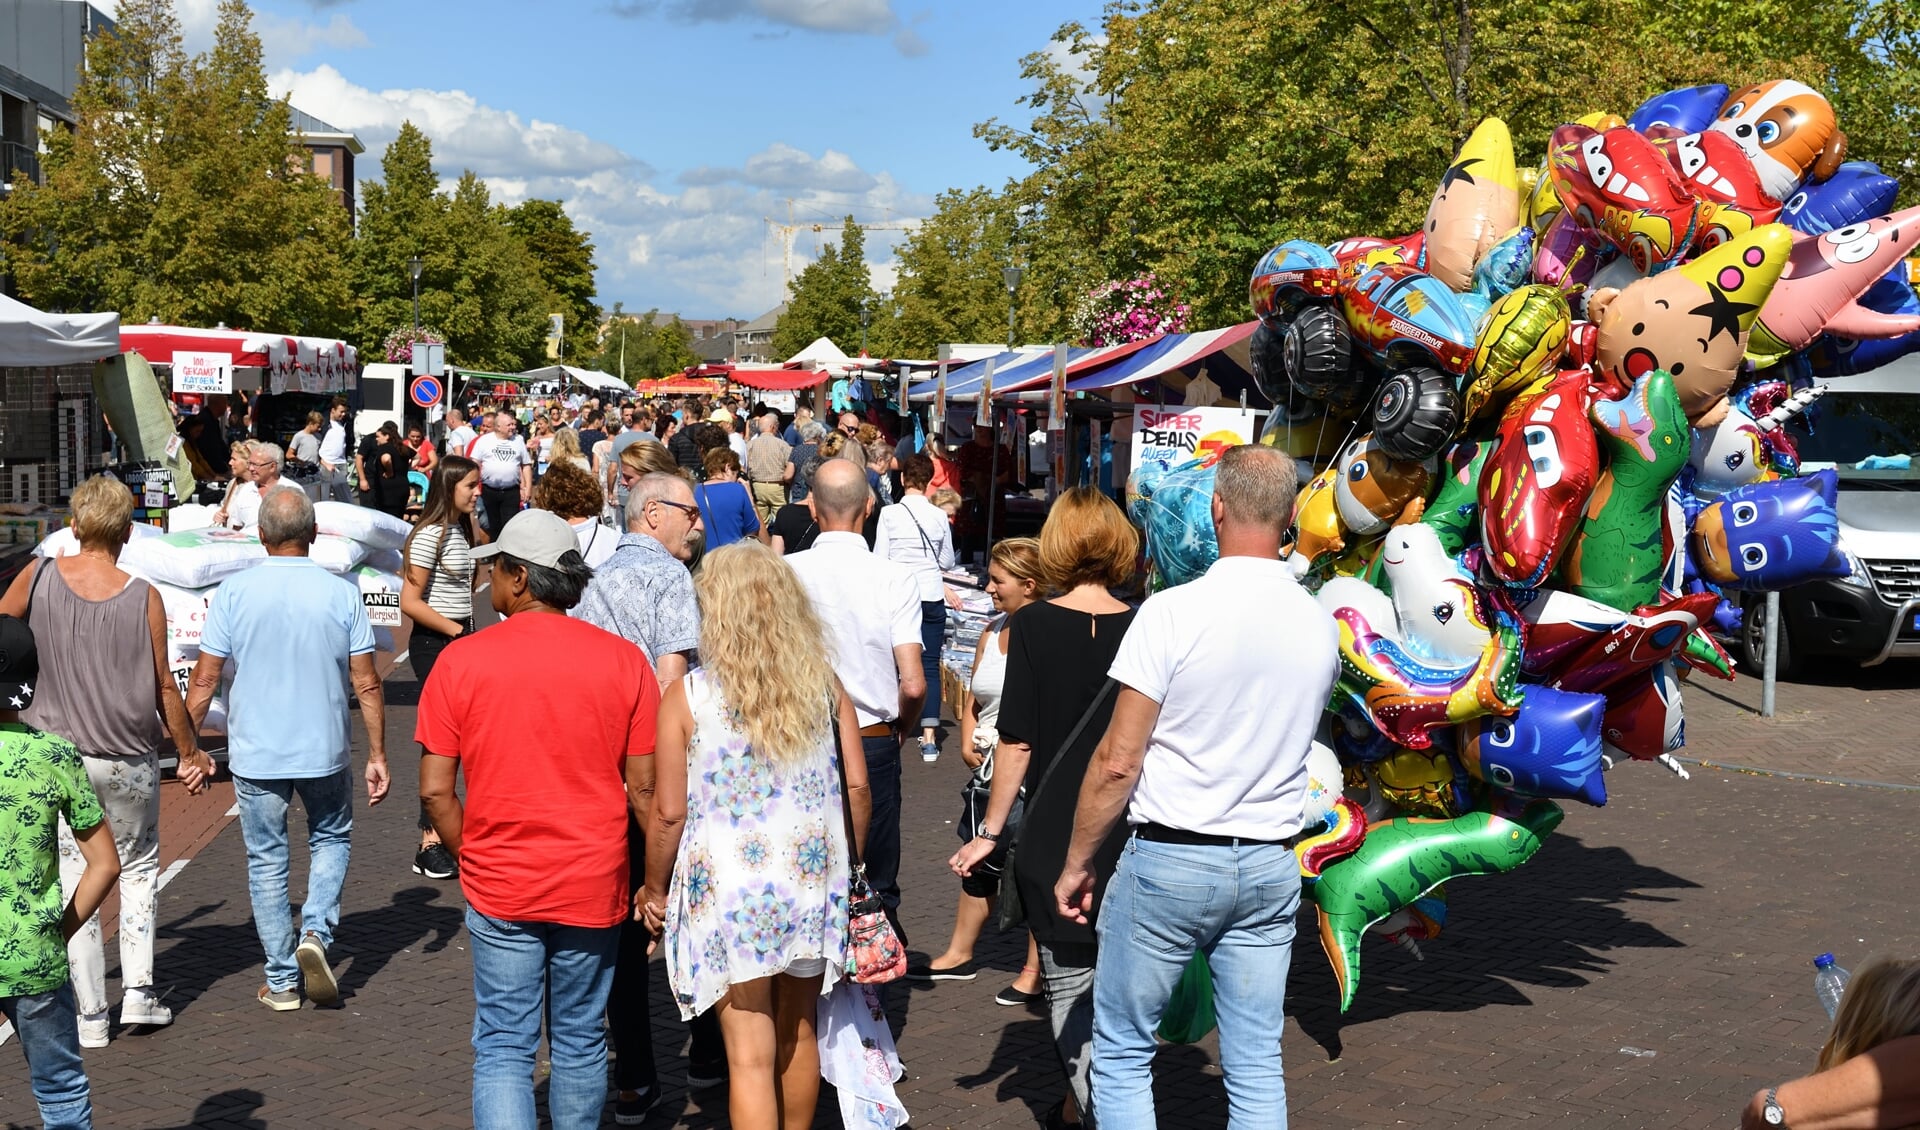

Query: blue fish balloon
left=1782, top=162, right=1900, bottom=236
left=1627, top=83, right=1730, bottom=135
left=1457, top=685, right=1608, bottom=806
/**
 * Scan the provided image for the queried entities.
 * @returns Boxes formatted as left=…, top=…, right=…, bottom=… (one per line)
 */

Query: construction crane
left=764, top=198, right=914, bottom=291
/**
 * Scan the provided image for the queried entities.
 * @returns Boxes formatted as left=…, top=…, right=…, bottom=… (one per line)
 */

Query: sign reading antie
left=171, top=351, right=234, bottom=394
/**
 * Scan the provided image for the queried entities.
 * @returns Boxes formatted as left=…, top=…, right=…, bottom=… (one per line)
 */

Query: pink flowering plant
left=1070, top=274, right=1190, bottom=346
left=383, top=325, right=446, bottom=364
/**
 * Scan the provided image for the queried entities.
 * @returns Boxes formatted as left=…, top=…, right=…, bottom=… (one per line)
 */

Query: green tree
left=1, top=0, right=353, bottom=333
left=870, top=186, right=1021, bottom=357
left=771, top=218, right=879, bottom=360
left=507, top=199, right=600, bottom=362
left=350, top=120, right=449, bottom=354
left=589, top=304, right=699, bottom=383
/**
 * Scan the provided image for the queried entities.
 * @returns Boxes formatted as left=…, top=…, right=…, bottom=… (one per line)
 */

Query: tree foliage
left=947, top=0, right=1920, bottom=335
left=870, top=187, right=1021, bottom=357
left=506, top=199, right=601, bottom=362
left=771, top=218, right=880, bottom=361
left=0, top=0, right=353, bottom=333
left=589, top=303, right=699, bottom=383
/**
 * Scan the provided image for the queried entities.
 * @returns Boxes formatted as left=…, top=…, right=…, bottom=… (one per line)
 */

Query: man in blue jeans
left=0, top=615, right=124, bottom=1129
left=186, top=487, right=390, bottom=1011
left=1055, top=445, right=1339, bottom=1128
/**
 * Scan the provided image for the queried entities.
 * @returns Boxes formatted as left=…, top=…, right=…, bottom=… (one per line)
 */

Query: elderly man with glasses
left=218, top=443, right=288, bottom=533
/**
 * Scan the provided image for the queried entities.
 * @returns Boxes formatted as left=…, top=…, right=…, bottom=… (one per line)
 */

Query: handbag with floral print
left=835, top=710, right=906, bottom=985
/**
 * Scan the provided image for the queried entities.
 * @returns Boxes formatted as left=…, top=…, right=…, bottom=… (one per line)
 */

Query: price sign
left=171, top=351, right=233, bottom=394
left=363, top=591, right=402, bottom=628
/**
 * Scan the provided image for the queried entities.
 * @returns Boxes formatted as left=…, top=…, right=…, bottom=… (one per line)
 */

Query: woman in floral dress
left=642, top=540, right=871, bottom=1130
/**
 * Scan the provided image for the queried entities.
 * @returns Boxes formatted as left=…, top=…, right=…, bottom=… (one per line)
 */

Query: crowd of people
left=2, top=394, right=1917, bottom=1130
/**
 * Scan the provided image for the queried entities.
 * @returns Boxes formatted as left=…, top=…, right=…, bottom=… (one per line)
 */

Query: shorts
left=960, top=866, right=1002, bottom=900
left=784, top=957, right=828, bottom=979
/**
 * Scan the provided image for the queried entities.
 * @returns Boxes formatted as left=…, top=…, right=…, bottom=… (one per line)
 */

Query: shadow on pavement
left=149, top=1088, right=266, bottom=1129
left=1289, top=834, right=1696, bottom=1061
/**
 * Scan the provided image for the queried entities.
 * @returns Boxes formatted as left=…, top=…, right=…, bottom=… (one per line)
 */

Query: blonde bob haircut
left=1038, top=486, right=1138, bottom=590
left=1817, top=957, right=1920, bottom=1071
left=70, top=475, right=136, bottom=550
left=990, top=536, right=1045, bottom=589
left=694, top=541, right=838, bottom=766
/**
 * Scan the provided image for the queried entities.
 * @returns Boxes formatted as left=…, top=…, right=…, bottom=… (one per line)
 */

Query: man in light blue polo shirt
left=185, top=486, right=390, bottom=1012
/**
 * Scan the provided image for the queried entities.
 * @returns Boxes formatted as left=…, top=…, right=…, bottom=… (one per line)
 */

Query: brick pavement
left=6, top=661, right=1919, bottom=1129
left=1680, top=657, right=1920, bottom=787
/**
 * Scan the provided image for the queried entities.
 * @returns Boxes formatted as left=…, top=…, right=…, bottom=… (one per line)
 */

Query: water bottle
left=1813, top=953, right=1851, bottom=1020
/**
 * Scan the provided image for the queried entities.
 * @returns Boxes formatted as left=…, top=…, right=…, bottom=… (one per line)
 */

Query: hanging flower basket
left=1070, top=274, right=1191, bottom=346
left=383, top=325, right=446, bottom=364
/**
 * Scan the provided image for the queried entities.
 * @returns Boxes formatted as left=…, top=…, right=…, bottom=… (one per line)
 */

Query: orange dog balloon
left=1709, top=81, right=1847, bottom=200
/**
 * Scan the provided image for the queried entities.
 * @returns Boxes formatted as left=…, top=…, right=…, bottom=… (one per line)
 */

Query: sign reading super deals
left=171, top=351, right=234, bottom=395
left=1129, top=406, right=1257, bottom=476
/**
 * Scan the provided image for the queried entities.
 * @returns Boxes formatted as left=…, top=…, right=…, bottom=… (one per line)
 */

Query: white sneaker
left=120, top=988, right=174, bottom=1028
left=77, top=1012, right=109, bottom=1048
left=919, top=738, right=940, bottom=763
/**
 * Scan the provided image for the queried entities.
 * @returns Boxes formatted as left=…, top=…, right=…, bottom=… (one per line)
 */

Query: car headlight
left=1838, top=551, right=1874, bottom=589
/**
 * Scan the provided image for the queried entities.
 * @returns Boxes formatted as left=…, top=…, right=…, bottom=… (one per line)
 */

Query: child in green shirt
left=0, top=614, right=122, bottom=1130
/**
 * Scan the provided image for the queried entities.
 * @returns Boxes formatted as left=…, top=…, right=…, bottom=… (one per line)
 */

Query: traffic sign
left=409, top=375, right=443, bottom=408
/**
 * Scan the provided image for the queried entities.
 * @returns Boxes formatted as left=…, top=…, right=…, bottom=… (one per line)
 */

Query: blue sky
left=136, top=0, right=1103, bottom=320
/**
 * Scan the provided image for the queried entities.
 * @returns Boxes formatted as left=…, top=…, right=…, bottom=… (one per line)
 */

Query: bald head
left=258, top=485, right=316, bottom=551
left=809, top=458, right=872, bottom=531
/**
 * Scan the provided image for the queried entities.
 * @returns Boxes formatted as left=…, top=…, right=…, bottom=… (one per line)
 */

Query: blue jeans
left=467, top=907, right=620, bottom=1130
left=2, top=983, right=93, bottom=1129
left=233, top=771, right=353, bottom=993
left=1092, top=836, right=1302, bottom=1130
left=860, top=733, right=903, bottom=936
left=919, top=600, right=946, bottom=730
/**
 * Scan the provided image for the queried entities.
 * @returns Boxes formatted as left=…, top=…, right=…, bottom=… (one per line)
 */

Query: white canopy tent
left=784, top=336, right=849, bottom=366
left=518, top=364, right=631, bottom=393
left=0, top=294, right=121, bottom=367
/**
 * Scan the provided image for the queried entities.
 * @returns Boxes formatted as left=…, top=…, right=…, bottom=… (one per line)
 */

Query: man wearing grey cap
left=0, top=615, right=125, bottom=1130
left=416, top=510, right=662, bottom=1130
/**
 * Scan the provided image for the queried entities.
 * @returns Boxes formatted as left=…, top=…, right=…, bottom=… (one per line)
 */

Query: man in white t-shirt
left=1055, top=444, right=1338, bottom=1130
left=469, top=412, right=532, bottom=537
left=445, top=407, right=476, bottom=456
left=317, top=397, right=353, bottom=502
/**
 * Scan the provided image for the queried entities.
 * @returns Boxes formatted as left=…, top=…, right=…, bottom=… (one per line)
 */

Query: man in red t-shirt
left=416, top=509, right=660, bottom=1129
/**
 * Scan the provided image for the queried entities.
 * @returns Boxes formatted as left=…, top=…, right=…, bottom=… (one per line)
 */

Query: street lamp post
left=860, top=296, right=870, bottom=356
left=1002, top=266, right=1023, bottom=349
left=407, top=256, right=424, bottom=333
left=985, top=266, right=1024, bottom=556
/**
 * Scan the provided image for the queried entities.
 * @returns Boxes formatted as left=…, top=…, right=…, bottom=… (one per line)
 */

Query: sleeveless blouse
left=970, top=613, right=1009, bottom=743
left=23, top=563, right=164, bottom=757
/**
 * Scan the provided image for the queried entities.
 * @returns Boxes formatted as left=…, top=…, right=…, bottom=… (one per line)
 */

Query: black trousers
left=411, top=619, right=469, bottom=832
left=480, top=484, right=520, bottom=539
left=610, top=813, right=726, bottom=1090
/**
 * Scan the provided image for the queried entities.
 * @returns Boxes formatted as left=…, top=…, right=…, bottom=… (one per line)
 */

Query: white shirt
left=470, top=433, right=532, bottom=488
left=874, top=494, right=955, bottom=602
left=1108, top=555, right=1339, bottom=840
left=786, top=531, right=922, bottom=727
left=447, top=424, right=476, bottom=453
left=226, top=481, right=263, bottom=531
left=319, top=420, right=347, bottom=465
left=728, top=432, right=747, bottom=460
left=571, top=517, right=617, bottom=569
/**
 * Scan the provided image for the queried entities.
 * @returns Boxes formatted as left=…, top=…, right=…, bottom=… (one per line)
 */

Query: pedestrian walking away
left=875, top=452, right=960, bottom=764
left=417, top=509, right=661, bottom=1130
left=184, top=486, right=391, bottom=1012
left=743, top=412, right=793, bottom=530
left=0, top=614, right=124, bottom=1130
left=786, top=459, right=925, bottom=942
left=0, top=475, right=215, bottom=1046
left=1056, top=445, right=1339, bottom=1130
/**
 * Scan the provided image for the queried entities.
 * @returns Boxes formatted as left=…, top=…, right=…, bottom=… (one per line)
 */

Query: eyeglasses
left=247, top=459, right=275, bottom=469
left=652, top=499, right=700, bottom=520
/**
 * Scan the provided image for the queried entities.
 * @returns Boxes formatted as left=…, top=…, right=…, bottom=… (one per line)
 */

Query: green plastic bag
left=1155, top=953, right=1217, bottom=1044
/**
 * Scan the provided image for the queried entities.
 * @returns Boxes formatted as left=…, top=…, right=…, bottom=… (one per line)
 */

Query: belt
left=1132, top=822, right=1298, bottom=849
left=858, top=722, right=896, bottom=738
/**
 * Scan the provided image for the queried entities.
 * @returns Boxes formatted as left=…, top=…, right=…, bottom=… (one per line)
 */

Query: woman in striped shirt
left=399, top=453, right=484, bottom=881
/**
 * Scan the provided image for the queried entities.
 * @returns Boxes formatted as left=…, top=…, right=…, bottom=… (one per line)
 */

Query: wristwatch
left=1762, top=1086, right=1787, bottom=1127
left=977, top=828, right=1000, bottom=842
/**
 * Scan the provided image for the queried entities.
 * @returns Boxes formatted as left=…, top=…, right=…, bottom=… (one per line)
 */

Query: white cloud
left=271, top=67, right=928, bottom=319
left=91, top=0, right=368, bottom=66
left=612, top=0, right=926, bottom=55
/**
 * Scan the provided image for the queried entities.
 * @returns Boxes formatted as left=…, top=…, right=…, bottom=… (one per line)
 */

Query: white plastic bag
left=313, top=501, right=411, bottom=551
left=35, top=522, right=162, bottom=558
left=311, top=534, right=371, bottom=575
left=348, top=564, right=403, bottom=595
left=363, top=546, right=406, bottom=575
left=119, top=529, right=265, bottom=588
left=818, top=980, right=909, bottom=1129
left=150, top=581, right=216, bottom=662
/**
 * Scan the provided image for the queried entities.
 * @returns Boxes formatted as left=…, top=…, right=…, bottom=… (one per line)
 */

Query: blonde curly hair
left=694, top=541, right=837, bottom=766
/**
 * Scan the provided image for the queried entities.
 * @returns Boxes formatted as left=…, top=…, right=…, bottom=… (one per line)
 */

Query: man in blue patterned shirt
left=570, top=471, right=726, bottom=1120
left=0, top=615, right=123, bottom=1130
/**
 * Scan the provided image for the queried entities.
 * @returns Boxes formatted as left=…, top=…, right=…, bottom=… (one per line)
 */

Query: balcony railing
left=2, top=141, right=43, bottom=188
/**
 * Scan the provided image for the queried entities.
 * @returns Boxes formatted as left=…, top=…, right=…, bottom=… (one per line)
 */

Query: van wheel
left=1739, top=594, right=1799, bottom=680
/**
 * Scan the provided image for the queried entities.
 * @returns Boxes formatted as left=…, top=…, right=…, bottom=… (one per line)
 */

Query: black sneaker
left=413, top=842, right=457, bottom=880
left=995, top=983, right=1044, bottom=1007
left=905, top=959, right=978, bottom=982
left=612, top=1086, right=660, bottom=1125
left=686, top=1058, right=729, bottom=1090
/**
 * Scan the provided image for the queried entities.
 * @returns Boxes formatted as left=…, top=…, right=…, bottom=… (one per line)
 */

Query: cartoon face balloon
left=1560, top=369, right=1692, bottom=612
left=1656, top=130, right=1782, bottom=250
left=1464, top=285, right=1572, bottom=423
left=1688, top=406, right=1771, bottom=495
left=1250, top=240, right=1342, bottom=329
left=1457, top=685, right=1608, bottom=806
left=1381, top=523, right=1490, bottom=666
left=1547, top=124, right=1702, bottom=273
left=1710, top=80, right=1848, bottom=200
left=1782, top=161, right=1898, bottom=235
left=1333, top=434, right=1434, bottom=538
left=1691, top=468, right=1848, bottom=590
left=1421, top=118, right=1522, bottom=292
left=1748, top=206, right=1920, bottom=366
left=1479, top=369, right=1599, bottom=589
left=1588, top=224, right=1792, bottom=423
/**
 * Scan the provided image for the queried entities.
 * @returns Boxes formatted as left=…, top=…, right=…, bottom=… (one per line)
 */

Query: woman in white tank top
left=904, top=538, right=1050, bottom=1005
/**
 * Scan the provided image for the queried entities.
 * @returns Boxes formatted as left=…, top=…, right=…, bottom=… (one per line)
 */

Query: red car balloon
left=1601, top=660, right=1684, bottom=761
left=1654, top=130, right=1782, bottom=250
left=1479, top=369, right=1599, bottom=588
left=1548, top=124, right=1703, bottom=272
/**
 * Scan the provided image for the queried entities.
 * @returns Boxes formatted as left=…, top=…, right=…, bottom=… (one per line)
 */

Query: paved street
left=5, top=658, right=1918, bottom=1129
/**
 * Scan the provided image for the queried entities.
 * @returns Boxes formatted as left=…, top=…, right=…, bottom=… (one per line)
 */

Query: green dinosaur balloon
left=1560, top=369, right=1691, bottom=611
left=1309, top=798, right=1563, bottom=1012
left=1422, top=440, right=1491, bottom=557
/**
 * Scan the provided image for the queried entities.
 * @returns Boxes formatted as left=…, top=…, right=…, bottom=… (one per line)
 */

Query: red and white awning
left=120, top=324, right=359, bottom=393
